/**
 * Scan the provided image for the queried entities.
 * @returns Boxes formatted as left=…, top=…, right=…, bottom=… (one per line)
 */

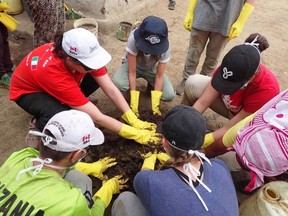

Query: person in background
left=175, top=0, right=255, bottom=95
left=112, top=16, right=175, bottom=117
left=22, top=0, right=65, bottom=48
left=10, top=28, right=161, bottom=147
left=182, top=33, right=279, bottom=151
left=0, top=2, right=17, bottom=88
left=111, top=105, right=238, bottom=216
left=0, top=110, right=127, bottom=215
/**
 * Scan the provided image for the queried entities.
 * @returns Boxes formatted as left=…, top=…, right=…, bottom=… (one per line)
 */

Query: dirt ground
left=1, top=0, right=288, bottom=215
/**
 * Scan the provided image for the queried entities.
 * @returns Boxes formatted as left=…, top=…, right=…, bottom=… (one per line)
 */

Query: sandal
left=168, top=0, right=176, bottom=10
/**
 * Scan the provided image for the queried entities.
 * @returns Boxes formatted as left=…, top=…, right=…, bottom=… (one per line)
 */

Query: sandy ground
left=0, top=0, right=288, bottom=210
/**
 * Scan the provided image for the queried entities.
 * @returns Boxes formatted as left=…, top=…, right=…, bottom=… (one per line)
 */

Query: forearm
left=127, top=53, right=137, bottom=90
left=72, top=102, right=123, bottom=133
left=192, top=82, right=219, bottom=114
left=106, top=86, right=131, bottom=113
left=154, top=63, right=166, bottom=91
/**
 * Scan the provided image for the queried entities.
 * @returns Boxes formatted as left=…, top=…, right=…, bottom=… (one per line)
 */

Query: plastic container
left=2, top=0, right=23, bottom=15
left=239, top=181, right=288, bottom=216
left=117, top=22, right=132, bottom=42
left=74, top=18, right=98, bottom=38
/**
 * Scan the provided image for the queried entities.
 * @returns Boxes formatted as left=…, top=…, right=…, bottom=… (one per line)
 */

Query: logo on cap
left=145, top=35, right=160, bottom=45
left=222, top=67, right=233, bottom=79
left=69, top=46, right=77, bottom=55
left=89, top=45, right=97, bottom=54
left=82, top=134, right=91, bottom=144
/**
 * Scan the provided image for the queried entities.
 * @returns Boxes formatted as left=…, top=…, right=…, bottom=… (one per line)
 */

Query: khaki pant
left=182, top=28, right=228, bottom=79
left=182, top=74, right=232, bottom=119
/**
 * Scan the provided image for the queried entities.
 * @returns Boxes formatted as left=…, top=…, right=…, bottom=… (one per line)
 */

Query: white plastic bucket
left=74, top=18, right=98, bottom=38
left=239, top=181, right=288, bottom=216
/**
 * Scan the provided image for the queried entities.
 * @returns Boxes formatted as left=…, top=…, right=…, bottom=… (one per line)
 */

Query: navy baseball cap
left=161, top=105, right=206, bottom=152
left=211, top=44, right=260, bottom=95
left=134, top=16, right=169, bottom=55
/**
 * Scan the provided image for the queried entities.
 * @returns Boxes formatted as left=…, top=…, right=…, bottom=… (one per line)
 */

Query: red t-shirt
left=10, top=43, right=107, bottom=106
left=219, top=64, right=280, bottom=116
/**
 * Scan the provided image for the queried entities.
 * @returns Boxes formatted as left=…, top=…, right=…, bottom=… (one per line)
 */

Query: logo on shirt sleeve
left=31, top=56, right=39, bottom=70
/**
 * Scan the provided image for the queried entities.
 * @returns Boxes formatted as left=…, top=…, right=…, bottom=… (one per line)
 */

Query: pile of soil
left=86, top=110, right=164, bottom=193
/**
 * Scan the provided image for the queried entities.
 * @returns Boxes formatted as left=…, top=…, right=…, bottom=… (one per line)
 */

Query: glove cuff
left=74, top=162, right=91, bottom=175
left=202, top=133, right=215, bottom=148
left=121, top=109, right=137, bottom=126
left=142, top=155, right=157, bottom=170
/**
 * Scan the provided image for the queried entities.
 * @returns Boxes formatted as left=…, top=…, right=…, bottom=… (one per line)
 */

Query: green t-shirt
left=0, top=148, right=105, bottom=216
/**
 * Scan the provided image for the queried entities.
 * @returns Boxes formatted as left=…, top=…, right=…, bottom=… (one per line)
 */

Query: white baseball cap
left=29, top=110, right=104, bottom=152
left=62, top=28, right=111, bottom=69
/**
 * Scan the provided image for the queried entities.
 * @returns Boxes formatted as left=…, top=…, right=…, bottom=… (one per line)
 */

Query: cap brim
left=78, top=46, right=112, bottom=70
left=211, top=68, right=245, bottom=95
left=90, top=127, right=105, bottom=146
left=134, top=28, right=169, bottom=55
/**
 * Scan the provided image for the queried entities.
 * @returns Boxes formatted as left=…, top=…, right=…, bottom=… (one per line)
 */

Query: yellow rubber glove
left=118, top=124, right=162, bottom=145
left=201, top=132, right=215, bottom=149
left=157, top=152, right=170, bottom=164
left=0, top=12, right=18, bottom=31
left=228, top=2, right=254, bottom=39
left=94, top=175, right=128, bottom=207
left=0, top=3, right=9, bottom=11
left=122, top=109, right=156, bottom=131
left=151, top=90, right=162, bottom=116
left=141, top=151, right=157, bottom=170
left=183, top=0, right=198, bottom=31
left=130, top=90, right=140, bottom=116
left=75, top=157, right=117, bottom=180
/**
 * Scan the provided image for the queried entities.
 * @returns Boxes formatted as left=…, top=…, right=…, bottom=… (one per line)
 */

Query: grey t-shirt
left=125, top=29, right=170, bottom=70
left=193, top=0, right=246, bottom=36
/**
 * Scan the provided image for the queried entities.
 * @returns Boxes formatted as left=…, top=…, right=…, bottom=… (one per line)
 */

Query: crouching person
left=0, top=110, right=127, bottom=215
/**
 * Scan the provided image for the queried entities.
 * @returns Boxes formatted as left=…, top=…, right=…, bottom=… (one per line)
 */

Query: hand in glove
left=141, top=151, right=158, bottom=170
left=157, top=152, right=170, bottom=164
left=201, top=132, right=215, bottom=149
left=118, top=124, right=162, bottom=145
left=130, top=90, right=140, bottom=116
left=94, top=175, right=128, bottom=207
left=228, top=2, right=254, bottom=39
left=151, top=90, right=162, bottom=116
left=183, top=0, right=198, bottom=31
left=122, top=109, right=156, bottom=131
left=75, top=157, right=117, bottom=180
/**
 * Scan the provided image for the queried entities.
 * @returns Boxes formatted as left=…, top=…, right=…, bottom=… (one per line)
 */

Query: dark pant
left=16, top=74, right=99, bottom=130
left=0, top=23, right=14, bottom=76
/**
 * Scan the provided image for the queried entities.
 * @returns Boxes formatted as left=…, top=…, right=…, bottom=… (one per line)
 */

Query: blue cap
left=134, top=16, right=169, bottom=55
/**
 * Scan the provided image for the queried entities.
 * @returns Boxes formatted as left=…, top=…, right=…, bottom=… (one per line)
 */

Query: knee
left=161, top=91, right=176, bottom=102
left=184, top=74, right=203, bottom=92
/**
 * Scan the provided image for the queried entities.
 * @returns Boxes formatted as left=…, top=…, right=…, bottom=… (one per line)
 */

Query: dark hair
left=53, top=31, right=68, bottom=59
left=39, top=129, right=71, bottom=162
left=245, top=33, right=269, bottom=52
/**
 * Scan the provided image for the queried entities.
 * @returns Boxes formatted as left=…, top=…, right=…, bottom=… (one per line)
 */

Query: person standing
left=10, top=28, right=161, bottom=147
left=0, top=110, right=127, bottom=215
left=22, top=0, right=65, bottom=48
left=112, top=16, right=175, bottom=116
left=175, top=0, right=255, bottom=95
left=0, top=2, right=17, bottom=88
